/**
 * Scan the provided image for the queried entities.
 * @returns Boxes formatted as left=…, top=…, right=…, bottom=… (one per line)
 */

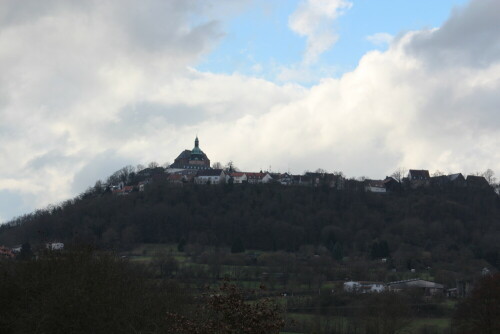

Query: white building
left=195, top=169, right=226, bottom=185
left=344, top=281, right=385, bottom=293
left=46, top=242, right=64, bottom=251
left=227, top=172, right=247, bottom=184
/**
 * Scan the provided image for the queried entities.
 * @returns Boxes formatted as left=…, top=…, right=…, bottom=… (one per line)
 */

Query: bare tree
left=212, top=162, right=223, bottom=169
left=432, top=170, right=445, bottom=177
left=482, top=169, right=496, bottom=184
left=148, top=161, right=159, bottom=169
left=391, top=167, right=408, bottom=183
left=224, top=161, right=240, bottom=172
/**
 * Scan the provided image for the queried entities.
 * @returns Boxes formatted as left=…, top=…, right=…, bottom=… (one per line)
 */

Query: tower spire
left=195, top=135, right=199, bottom=148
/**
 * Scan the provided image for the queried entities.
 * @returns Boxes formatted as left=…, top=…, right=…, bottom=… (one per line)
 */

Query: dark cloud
left=407, top=0, right=500, bottom=68
left=26, top=149, right=78, bottom=170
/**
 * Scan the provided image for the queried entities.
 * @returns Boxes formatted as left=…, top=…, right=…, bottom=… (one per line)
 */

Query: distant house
left=277, top=173, right=294, bottom=186
left=167, top=173, right=185, bottom=184
left=408, top=169, right=430, bottom=188
left=448, top=173, right=466, bottom=187
left=430, top=175, right=450, bottom=187
left=112, top=185, right=134, bottom=195
left=383, top=176, right=400, bottom=192
left=246, top=172, right=273, bottom=184
left=195, top=169, right=226, bottom=184
left=466, top=175, right=490, bottom=188
left=387, top=279, right=444, bottom=296
left=0, top=246, right=15, bottom=258
left=227, top=172, right=247, bottom=184
left=364, top=180, right=386, bottom=193
left=344, top=281, right=385, bottom=293
left=46, top=242, right=64, bottom=251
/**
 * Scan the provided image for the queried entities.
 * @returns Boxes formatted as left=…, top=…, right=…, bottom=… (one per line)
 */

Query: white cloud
left=1, top=0, right=500, bottom=223
left=366, top=32, right=394, bottom=47
left=289, top=0, right=353, bottom=64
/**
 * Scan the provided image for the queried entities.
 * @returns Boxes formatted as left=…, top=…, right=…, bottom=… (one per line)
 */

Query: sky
left=1, top=0, right=499, bottom=223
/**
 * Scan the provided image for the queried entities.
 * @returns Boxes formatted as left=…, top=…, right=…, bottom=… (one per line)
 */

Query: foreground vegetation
left=0, top=247, right=498, bottom=334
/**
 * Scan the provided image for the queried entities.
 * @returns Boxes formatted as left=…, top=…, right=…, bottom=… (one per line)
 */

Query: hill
left=1, top=179, right=499, bottom=277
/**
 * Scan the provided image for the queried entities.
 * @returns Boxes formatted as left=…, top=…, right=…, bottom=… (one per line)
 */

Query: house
left=407, top=169, right=430, bottom=188
left=344, top=281, right=385, bottom=293
left=195, top=169, right=226, bottom=184
left=387, top=279, right=444, bottom=296
left=383, top=176, right=400, bottom=192
left=46, top=242, right=64, bottom=251
left=430, top=175, right=450, bottom=187
left=277, top=173, right=294, bottom=186
left=167, top=173, right=185, bottom=184
left=466, top=175, right=490, bottom=188
left=448, top=173, right=466, bottom=187
left=245, top=172, right=273, bottom=184
left=0, top=246, right=15, bottom=258
left=112, top=185, right=134, bottom=195
left=365, top=180, right=386, bottom=193
left=227, top=172, right=247, bottom=184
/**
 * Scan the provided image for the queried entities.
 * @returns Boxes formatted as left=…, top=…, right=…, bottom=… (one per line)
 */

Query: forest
left=1, top=176, right=499, bottom=277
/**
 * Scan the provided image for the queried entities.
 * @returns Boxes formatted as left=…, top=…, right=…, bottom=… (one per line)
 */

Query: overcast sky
left=1, top=0, right=499, bottom=223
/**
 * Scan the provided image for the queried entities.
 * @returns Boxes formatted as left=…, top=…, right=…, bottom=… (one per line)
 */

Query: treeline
left=1, top=179, right=499, bottom=274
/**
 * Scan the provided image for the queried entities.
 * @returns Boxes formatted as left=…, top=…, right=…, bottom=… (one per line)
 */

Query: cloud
left=406, top=0, right=500, bottom=68
left=366, top=33, right=394, bottom=47
left=1, top=0, right=500, bottom=223
left=289, top=0, right=352, bottom=64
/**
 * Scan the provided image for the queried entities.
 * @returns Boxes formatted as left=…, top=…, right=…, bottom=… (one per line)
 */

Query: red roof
left=245, top=172, right=267, bottom=179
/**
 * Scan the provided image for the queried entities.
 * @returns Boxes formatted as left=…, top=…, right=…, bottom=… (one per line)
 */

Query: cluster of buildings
left=110, top=137, right=497, bottom=195
left=344, top=278, right=444, bottom=296
left=364, top=169, right=494, bottom=194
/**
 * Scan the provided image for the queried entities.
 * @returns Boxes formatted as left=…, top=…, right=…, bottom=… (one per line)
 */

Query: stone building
left=170, top=136, right=211, bottom=171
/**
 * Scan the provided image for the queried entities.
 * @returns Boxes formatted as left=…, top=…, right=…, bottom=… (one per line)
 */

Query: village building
left=407, top=169, right=431, bottom=188
left=386, top=279, right=444, bottom=296
left=383, top=176, right=400, bottom=192
left=448, top=173, right=466, bottom=187
left=169, top=136, right=212, bottom=171
left=344, top=281, right=385, bottom=293
left=466, top=175, right=490, bottom=188
left=227, top=172, right=247, bottom=184
left=246, top=172, right=273, bottom=184
left=46, top=242, right=64, bottom=251
left=364, top=180, right=386, bottom=193
left=195, top=169, right=226, bottom=185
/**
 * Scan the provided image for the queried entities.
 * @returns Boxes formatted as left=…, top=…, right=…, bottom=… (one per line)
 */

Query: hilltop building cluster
left=110, top=137, right=498, bottom=196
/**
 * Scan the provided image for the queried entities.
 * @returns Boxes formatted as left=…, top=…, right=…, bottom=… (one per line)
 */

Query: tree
left=212, top=162, right=223, bottom=169
left=148, top=161, right=159, bottom=168
left=482, top=169, right=496, bottom=185
left=454, top=273, right=500, bottom=334
left=231, top=237, right=245, bottom=253
left=432, top=170, right=445, bottom=177
left=391, top=167, right=408, bottom=183
left=177, top=238, right=187, bottom=252
left=360, top=292, right=411, bottom=334
left=224, top=161, right=240, bottom=172
left=18, top=242, right=33, bottom=260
